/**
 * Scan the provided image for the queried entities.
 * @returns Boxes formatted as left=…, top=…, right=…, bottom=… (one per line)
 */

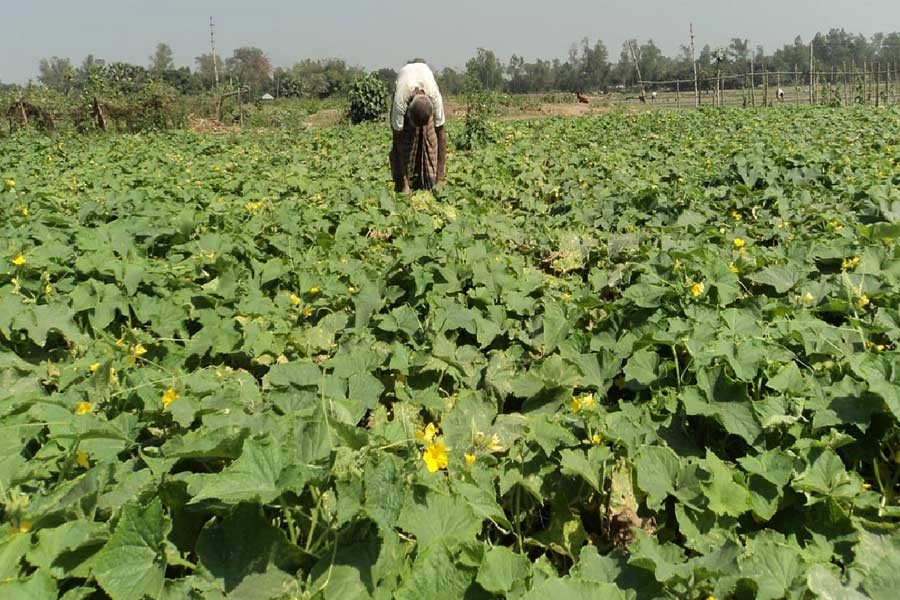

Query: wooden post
left=776, top=71, right=782, bottom=104
left=19, top=102, right=28, bottom=126
left=763, top=64, right=769, bottom=106
left=690, top=23, right=700, bottom=107
left=750, top=61, right=756, bottom=106
left=795, top=64, right=800, bottom=105
left=676, top=80, right=680, bottom=109
left=809, top=41, right=814, bottom=104
left=876, top=62, right=881, bottom=107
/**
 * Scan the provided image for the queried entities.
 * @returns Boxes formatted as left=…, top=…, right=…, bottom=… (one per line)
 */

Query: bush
left=457, top=85, right=499, bottom=151
left=348, top=74, right=388, bottom=124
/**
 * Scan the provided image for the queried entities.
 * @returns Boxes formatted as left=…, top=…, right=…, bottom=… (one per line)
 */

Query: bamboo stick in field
left=750, top=61, right=756, bottom=106
left=795, top=64, right=800, bottom=105
left=763, top=65, right=768, bottom=107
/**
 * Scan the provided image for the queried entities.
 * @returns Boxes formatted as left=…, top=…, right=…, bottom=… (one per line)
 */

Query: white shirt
left=391, top=62, right=445, bottom=131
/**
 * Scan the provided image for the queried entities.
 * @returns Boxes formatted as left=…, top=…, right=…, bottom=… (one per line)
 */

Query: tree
left=373, top=68, right=398, bottom=93
left=195, top=53, right=224, bottom=90
left=150, top=43, right=175, bottom=77
left=465, top=48, right=505, bottom=91
left=38, top=57, right=76, bottom=93
left=225, top=47, right=272, bottom=94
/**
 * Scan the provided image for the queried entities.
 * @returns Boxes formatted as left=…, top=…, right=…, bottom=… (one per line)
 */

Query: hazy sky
left=3, top=1, right=899, bottom=83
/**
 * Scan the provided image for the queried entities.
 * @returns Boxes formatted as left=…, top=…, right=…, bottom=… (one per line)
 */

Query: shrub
left=348, top=74, right=388, bottom=124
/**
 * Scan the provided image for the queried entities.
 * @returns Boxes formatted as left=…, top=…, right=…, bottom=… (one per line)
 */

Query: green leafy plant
left=0, top=106, right=898, bottom=599
left=347, top=73, right=388, bottom=124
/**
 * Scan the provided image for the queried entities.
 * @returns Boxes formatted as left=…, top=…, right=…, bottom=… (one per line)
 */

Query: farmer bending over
left=389, top=62, right=447, bottom=193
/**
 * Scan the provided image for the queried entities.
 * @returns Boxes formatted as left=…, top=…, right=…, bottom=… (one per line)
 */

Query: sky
left=2, top=0, right=899, bottom=83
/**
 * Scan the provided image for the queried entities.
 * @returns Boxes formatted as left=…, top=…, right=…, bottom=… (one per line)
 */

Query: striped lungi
left=395, top=115, right=438, bottom=191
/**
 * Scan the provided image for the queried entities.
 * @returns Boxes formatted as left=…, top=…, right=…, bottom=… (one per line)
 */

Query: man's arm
left=435, top=125, right=447, bottom=183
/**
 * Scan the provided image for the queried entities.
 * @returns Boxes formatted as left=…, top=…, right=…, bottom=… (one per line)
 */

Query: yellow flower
left=842, top=256, right=860, bottom=271
left=591, top=433, right=603, bottom=445
left=570, top=396, right=583, bottom=412
left=11, top=254, right=26, bottom=267
left=19, top=206, right=28, bottom=216
left=89, top=362, right=101, bottom=373
left=487, top=433, right=503, bottom=453
left=302, top=306, right=314, bottom=318
left=422, top=440, right=449, bottom=472
left=310, top=286, right=320, bottom=295
left=244, top=201, right=262, bottom=212
left=74, top=402, right=93, bottom=415
left=416, top=422, right=438, bottom=444
left=9, top=521, right=31, bottom=535
left=690, top=282, right=705, bottom=298
left=802, top=292, right=815, bottom=305
left=290, top=293, right=301, bottom=305
left=44, top=284, right=52, bottom=296
left=130, top=343, right=147, bottom=360
left=733, top=238, right=745, bottom=249
left=4, top=178, right=15, bottom=188
left=162, top=388, right=178, bottom=409
left=673, top=259, right=682, bottom=270
left=465, top=453, right=476, bottom=467
left=75, top=450, right=90, bottom=469
left=730, top=211, right=742, bottom=221
left=729, top=263, right=739, bottom=274
left=856, top=295, right=870, bottom=309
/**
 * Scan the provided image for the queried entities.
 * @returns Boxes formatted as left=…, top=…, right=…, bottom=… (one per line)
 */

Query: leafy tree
left=150, top=43, right=175, bottom=77
left=226, top=47, right=272, bottom=94
left=195, top=53, right=224, bottom=90
left=435, top=67, right=467, bottom=95
left=38, top=57, right=76, bottom=93
left=373, top=68, right=398, bottom=93
left=465, top=48, right=505, bottom=91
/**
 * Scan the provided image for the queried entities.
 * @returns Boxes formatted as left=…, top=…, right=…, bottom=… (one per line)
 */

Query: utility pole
left=690, top=23, right=700, bottom=107
left=210, top=16, right=220, bottom=89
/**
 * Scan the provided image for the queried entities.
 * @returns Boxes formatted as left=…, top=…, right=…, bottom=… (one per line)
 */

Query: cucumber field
left=2, top=107, right=900, bottom=599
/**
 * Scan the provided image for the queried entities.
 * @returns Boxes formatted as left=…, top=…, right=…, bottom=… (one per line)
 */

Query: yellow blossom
left=591, top=433, right=603, bottom=445
left=162, top=388, right=178, bottom=409
left=863, top=482, right=872, bottom=490
left=302, top=306, right=314, bottom=318
left=44, top=284, right=52, bottom=296
left=856, top=295, right=870, bottom=309
left=465, top=453, right=476, bottom=467
left=310, top=286, right=320, bottom=295
left=570, top=396, right=583, bottom=412
left=733, top=238, right=745, bottom=249
left=842, top=256, right=860, bottom=271
left=801, top=292, right=815, bottom=305
left=74, top=402, right=93, bottom=415
left=75, top=450, right=90, bottom=469
left=730, top=211, right=742, bottom=221
left=416, top=422, right=438, bottom=444
left=89, top=362, right=101, bottom=373
left=690, top=282, right=705, bottom=298
left=4, top=178, right=15, bottom=188
left=729, top=263, right=739, bottom=274
left=290, top=293, right=301, bottom=305
left=244, top=201, right=262, bottom=212
left=422, top=440, right=449, bottom=472
left=129, top=343, right=147, bottom=362
left=673, top=259, right=682, bottom=270
left=11, top=254, right=26, bottom=267
left=9, top=521, right=31, bottom=535
left=487, top=433, right=503, bottom=453
left=19, top=206, right=28, bottom=216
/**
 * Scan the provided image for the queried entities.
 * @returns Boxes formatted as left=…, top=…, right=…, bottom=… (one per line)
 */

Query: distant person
left=777, top=88, right=785, bottom=103
left=651, top=91, right=658, bottom=102
left=389, top=62, right=447, bottom=194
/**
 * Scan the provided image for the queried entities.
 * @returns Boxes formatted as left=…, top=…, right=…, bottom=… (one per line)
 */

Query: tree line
left=5, top=28, right=899, bottom=100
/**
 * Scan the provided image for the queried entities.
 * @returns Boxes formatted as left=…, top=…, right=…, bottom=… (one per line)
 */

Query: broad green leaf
left=476, top=546, right=530, bottom=595
left=91, top=499, right=170, bottom=600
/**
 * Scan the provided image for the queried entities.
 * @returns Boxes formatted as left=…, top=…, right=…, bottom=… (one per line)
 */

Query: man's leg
left=391, top=129, right=410, bottom=194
